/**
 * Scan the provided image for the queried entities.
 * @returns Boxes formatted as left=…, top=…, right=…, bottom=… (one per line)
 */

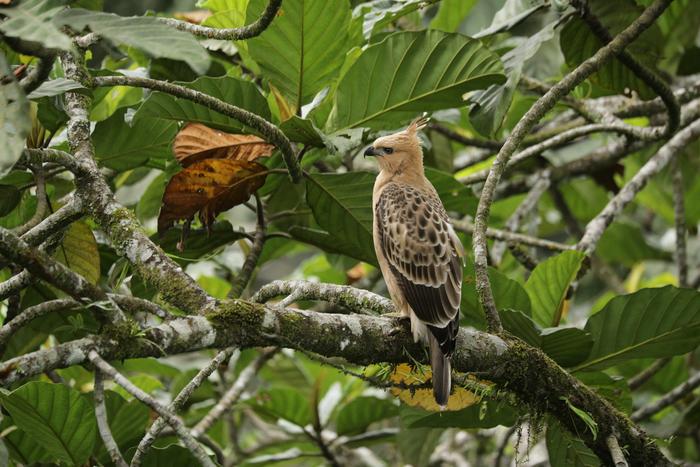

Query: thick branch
left=471, top=0, right=673, bottom=333
left=158, top=0, right=282, bottom=40
left=91, top=75, right=301, bottom=183
left=60, top=53, right=215, bottom=314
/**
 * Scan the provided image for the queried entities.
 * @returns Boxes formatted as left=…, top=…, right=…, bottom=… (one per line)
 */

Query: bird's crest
left=406, top=114, right=429, bottom=136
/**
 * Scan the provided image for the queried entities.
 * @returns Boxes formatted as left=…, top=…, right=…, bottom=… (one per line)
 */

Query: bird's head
left=364, top=116, right=428, bottom=175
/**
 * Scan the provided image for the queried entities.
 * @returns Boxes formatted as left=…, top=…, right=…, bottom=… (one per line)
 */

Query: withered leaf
left=158, top=159, right=267, bottom=235
left=173, top=123, right=274, bottom=167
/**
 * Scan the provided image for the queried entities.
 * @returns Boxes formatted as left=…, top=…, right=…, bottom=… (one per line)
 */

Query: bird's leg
left=387, top=314, right=411, bottom=337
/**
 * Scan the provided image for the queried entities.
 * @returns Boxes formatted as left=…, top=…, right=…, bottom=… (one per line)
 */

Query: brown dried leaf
left=158, top=159, right=268, bottom=235
left=173, top=10, right=211, bottom=24
left=173, top=123, right=274, bottom=167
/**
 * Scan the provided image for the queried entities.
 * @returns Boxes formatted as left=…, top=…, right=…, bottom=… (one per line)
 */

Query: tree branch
left=452, top=218, right=572, bottom=252
left=93, top=369, right=128, bottom=467
left=158, top=0, right=282, bottom=40
left=91, top=75, right=301, bottom=183
left=471, top=0, right=674, bottom=333
left=631, top=370, right=700, bottom=422
left=578, top=118, right=700, bottom=255
left=88, top=351, right=215, bottom=467
left=228, top=193, right=266, bottom=298
left=131, top=348, right=236, bottom=467
left=671, top=159, right=688, bottom=287
left=59, top=52, right=215, bottom=314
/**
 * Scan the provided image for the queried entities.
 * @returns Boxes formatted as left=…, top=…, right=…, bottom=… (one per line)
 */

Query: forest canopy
left=1, top=0, right=700, bottom=465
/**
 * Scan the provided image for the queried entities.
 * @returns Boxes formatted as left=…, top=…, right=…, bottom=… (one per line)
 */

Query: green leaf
left=424, top=167, right=478, bottom=216
left=280, top=116, right=330, bottom=148
left=139, top=444, right=207, bottom=467
left=0, top=382, right=97, bottom=465
left=0, top=417, right=52, bottom=465
left=331, top=30, right=505, bottom=130
left=525, top=250, right=585, bottom=327
left=335, top=397, right=398, bottom=435
left=500, top=310, right=592, bottom=367
left=0, top=52, right=31, bottom=177
left=54, top=9, right=211, bottom=74
left=0, top=185, right=21, bottom=217
left=578, top=286, right=700, bottom=371
left=547, top=420, right=600, bottom=467
left=561, top=397, right=598, bottom=440
left=429, top=0, right=477, bottom=32
left=256, top=388, right=312, bottom=427
left=112, top=374, right=164, bottom=401
left=305, top=171, right=377, bottom=265
left=575, top=372, right=631, bottom=414
left=134, top=75, right=270, bottom=134
left=596, top=222, right=670, bottom=266
left=247, top=0, right=352, bottom=110
left=560, top=0, right=663, bottom=99
left=26, top=78, right=84, bottom=99
left=402, top=402, right=517, bottom=429
left=54, top=221, right=101, bottom=285
left=397, top=425, right=442, bottom=467
left=92, top=109, right=178, bottom=172
left=469, top=21, right=557, bottom=137
left=0, top=0, right=73, bottom=51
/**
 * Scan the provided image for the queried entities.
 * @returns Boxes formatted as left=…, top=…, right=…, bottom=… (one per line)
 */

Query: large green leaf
left=424, top=167, right=478, bottom=215
left=560, top=0, right=663, bottom=99
left=500, top=309, right=593, bottom=367
left=331, top=30, right=505, bottom=130
left=154, top=221, right=248, bottom=265
left=54, top=221, right=101, bottom=285
left=139, top=444, right=207, bottom=467
left=134, top=75, right=270, bottom=134
left=335, top=397, right=398, bottom=435
left=469, top=21, right=557, bottom=137
left=525, top=250, right=585, bottom=327
left=305, top=171, right=376, bottom=265
left=54, top=9, right=210, bottom=73
left=92, top=108, right=178, bottom=171
left=0, top=382, right=97, bottom=465
left=255, top=388, right=312, bottom=427
left=0, top=0, right=73, bottom=51
left=577, top=286, right=700, bottom=371
left=402, top=402, right=517, bottom=429
left=0, top=52, right=31, bottom=177
left=246, top=0, right=352, bottom=110
left=0, top=417, right=52, bottom=465
left=547, top=420, right=600, bottom=467
left=429, top=0, right=477, bottom=32
left=596, top=222, right=670, bottom=266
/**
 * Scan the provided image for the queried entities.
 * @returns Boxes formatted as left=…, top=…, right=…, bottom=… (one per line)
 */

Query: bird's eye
left=383, top=147, right=394, bottom=154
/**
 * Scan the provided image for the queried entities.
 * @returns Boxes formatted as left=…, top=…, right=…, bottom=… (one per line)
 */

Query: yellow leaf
left=389, top=363, right=489, bottom=412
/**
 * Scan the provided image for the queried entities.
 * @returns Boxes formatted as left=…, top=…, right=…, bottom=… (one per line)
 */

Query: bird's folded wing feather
left=375, top=183, right=463, bottom=327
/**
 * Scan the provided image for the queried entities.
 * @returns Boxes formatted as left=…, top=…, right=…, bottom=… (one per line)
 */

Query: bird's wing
left=375, top=183, right=462, bottom=328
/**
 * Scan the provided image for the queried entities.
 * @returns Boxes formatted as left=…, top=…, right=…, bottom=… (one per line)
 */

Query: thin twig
left=628, top=358, right=672, bottom=391
left=0, top=299, right=80, bottom=347
left=472, top=0, right=676, bottom=333
left=229, top=193, right=266, bottom=298
left=671, top=159, right=688, bottom=287
left=495, top=425, right=518, bottom=467
left=606, top=434, right=629, bottom=467
left=452, top=218, right=571, bottom=252
left=191, top=348, right=277, bottom=439
left=93, top=369, right=128, bottom=467
left=158, top=0, right=282, bottom=40
left=12, top=167, right=48, bottom=236
left=91, top=75, right=301, bottom=182
left=631, top=371, right=700, bottom=422
left=578, top=118, right=700, bottom=255
left=131, top=348, right=236, bottom=467
left=88, top=351, right=216, bottom=467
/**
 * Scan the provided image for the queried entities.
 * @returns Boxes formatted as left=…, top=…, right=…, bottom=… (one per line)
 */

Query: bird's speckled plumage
left=368, top=117, right=464, bottom=407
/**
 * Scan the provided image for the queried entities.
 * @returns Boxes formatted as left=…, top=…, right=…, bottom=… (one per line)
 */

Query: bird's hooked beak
left=364, top=146, right=381, bottom=158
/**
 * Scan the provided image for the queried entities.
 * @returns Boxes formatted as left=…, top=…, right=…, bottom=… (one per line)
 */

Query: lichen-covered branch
left=93, top=370, right=128, bottom=467
left=158, top=0, right=282, bottom=40
left=59, top=52, right=215, bottom=314
left=0, top=298, right=80, bottom=347
left=252, top=280, right=394, bottom=314
left=471, top=0, right=673, bottom=333
left=452, top=218, right=571, bottom=252
left=91, top=75, right=301, bottom=183
left=578, top=118, right=700, bottom=255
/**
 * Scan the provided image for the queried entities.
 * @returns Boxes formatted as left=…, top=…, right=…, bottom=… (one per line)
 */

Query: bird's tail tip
left=429, top=333, right=452, bottom=408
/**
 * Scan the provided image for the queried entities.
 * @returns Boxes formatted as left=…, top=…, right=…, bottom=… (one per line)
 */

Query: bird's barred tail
left=428, top=333, right=451, bottom=407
